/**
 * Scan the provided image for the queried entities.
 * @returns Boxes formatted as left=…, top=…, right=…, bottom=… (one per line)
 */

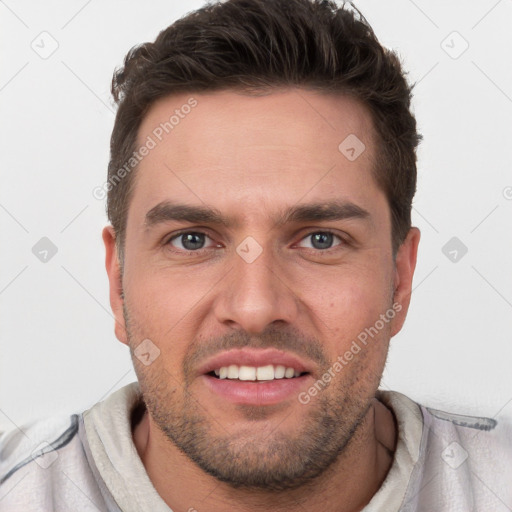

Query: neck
left=133, top=398, right=397, bottom=512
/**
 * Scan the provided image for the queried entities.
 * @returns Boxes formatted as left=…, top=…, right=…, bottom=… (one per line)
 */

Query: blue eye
left=298, top=231, right=343, bottom=250
left=169, top=232, right=214, bottom=251
left=165, top=229, right=346, bottom=256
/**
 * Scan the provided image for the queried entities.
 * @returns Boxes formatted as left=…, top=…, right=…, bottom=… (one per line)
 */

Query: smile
left=212, top=364, right=305, bottom=381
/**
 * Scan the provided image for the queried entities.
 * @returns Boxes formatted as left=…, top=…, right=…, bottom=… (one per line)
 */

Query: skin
left=103, top=88, right=420, bottom=512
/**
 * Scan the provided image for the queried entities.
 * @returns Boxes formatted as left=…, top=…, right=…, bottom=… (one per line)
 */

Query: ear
left=389, top=227, right=421, bottom=337
left=102, top=226, right=128, bottom=345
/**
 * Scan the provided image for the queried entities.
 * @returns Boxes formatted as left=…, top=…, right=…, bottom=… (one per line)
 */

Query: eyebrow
left=144, top=200, right=371, bottom=230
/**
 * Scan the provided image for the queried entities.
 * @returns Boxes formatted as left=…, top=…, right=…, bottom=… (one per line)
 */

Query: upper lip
left=197, top=348, right=314, bottom=376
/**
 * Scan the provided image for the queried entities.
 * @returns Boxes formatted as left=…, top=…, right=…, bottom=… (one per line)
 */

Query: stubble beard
left=124, top=303, right=384, bottom=492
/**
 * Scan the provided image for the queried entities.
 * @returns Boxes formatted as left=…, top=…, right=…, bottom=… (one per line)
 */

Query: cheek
left=300, top=264, right=392, bottom=334
left=123, top=266, right=197, bottom=368
left=124, top=255, right=198, bottom=322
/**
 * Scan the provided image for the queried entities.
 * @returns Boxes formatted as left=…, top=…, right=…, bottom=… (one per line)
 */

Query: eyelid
left=293, top=229, right=348, bottom=250
left=166, top=229, right=220, bottom=252
left=164, top=228, right=350, bottom=254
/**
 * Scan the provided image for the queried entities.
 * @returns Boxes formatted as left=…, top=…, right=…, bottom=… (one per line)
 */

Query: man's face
left=104, top=89, right=418, bottom=490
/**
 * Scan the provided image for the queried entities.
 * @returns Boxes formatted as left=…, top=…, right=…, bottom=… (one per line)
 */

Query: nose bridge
left=214, top=237, right=298, bottom=333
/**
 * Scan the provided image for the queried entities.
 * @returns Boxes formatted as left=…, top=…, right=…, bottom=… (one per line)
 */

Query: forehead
left=129, top=88, right=385, bottom=228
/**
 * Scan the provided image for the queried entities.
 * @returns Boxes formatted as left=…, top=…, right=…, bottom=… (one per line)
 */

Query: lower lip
left=202, top=374, right=310, bottom=405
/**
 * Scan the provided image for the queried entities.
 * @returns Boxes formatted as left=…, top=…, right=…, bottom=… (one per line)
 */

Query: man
left=1, top=0, right=510, bottom=510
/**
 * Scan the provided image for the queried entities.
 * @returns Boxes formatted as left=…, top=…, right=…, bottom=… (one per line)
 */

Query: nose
left=212, top=242, right=300, bottom=334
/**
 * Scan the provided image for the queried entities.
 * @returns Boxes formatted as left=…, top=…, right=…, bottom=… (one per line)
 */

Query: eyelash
left=164, top=229, right=349, bottom=256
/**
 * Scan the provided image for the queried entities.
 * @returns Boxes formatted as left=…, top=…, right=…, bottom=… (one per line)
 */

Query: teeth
left=274, top=365, right=286, bottom=378
left=256, top=365, right=274, bottom=381
left=227, top=364, right=239, bottom=379
left=284, top=367, right=295, bottom=378
left=214, top=364, right=303, bottom=381
left=239, top=366, right=256, bottom=380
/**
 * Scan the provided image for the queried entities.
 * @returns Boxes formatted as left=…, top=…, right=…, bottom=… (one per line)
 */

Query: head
left=103, top=0, right=421, bottom=492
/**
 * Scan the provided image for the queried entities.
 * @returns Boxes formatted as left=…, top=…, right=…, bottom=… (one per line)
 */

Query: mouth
left=199, top=349, right=314, bottom=405
left=209, top=364, right=308, bottom=381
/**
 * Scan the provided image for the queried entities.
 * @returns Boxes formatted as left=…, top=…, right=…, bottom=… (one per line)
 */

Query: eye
left=168, top=231, right=218, bottom=252
left=296, top=231, right=344, bottom=251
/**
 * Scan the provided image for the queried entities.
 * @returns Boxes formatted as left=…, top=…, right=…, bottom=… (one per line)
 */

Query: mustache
left=183, top=324, right=329, bottom=378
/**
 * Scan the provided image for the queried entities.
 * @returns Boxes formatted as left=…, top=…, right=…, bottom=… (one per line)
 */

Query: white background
left=1, top=0, right=511, bottom=432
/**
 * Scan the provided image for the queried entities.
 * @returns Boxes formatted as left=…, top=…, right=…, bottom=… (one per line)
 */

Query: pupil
left=312, top=232, right=332, bottom=250
left=182, top=233, right=204, bottom=250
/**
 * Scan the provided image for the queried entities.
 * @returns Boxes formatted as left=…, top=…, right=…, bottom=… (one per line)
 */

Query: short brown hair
left=107, top=0, right=421, bottom=261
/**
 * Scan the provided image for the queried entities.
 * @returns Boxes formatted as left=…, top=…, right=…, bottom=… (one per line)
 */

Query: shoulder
left=422, top=401, right=512, bottom=456
left=379, top=389, right=512, bottom=454
left=404, top=396, right=512, bottom=510
left=421, top=401, right=512, bottom=483
left=0, top=413, right=79, bottom=485
left=0, top=413, right=109, bottom=511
